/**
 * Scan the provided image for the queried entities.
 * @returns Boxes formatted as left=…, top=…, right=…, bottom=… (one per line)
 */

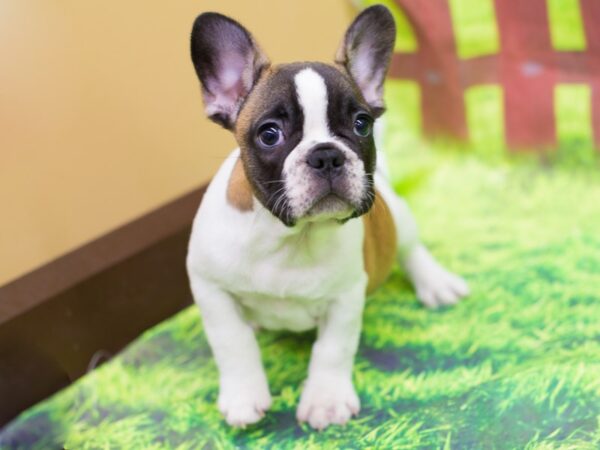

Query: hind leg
left=376, top=177, right=469, bottom=308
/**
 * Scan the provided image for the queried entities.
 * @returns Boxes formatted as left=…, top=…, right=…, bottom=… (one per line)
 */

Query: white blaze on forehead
left=294, top=68, right=331, bottom=141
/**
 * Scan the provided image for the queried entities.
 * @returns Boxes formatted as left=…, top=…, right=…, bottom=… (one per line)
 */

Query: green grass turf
left=2, top=128, right=600, bottom=449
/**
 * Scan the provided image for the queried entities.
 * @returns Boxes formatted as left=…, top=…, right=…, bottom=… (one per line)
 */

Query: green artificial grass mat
left=2, top=131, right=600, bottom=449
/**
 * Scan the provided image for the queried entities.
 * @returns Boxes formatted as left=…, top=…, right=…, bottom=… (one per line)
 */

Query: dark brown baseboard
left=0, top=186, right=206, bottom=426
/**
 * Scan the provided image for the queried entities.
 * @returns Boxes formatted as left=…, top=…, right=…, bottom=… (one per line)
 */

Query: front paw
left=296, top=375, right=360, bottom=430
left=218, top=377, right=272, bottom=427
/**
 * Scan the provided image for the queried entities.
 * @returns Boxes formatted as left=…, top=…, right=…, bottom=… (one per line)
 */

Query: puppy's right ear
left=190, top=13, right=270, bottom=129
left=335, top=5, right=395, bottom=117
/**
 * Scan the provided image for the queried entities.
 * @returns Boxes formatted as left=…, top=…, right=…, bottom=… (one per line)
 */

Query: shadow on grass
left=360, top=343, right=491, bottom=373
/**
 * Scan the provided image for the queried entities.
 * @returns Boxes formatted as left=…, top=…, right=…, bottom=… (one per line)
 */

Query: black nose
left=306, top=147, right=345, bottom=177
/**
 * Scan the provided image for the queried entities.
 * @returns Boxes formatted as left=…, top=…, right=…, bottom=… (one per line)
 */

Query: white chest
left=189, top=204, right=366, bottom=331
left=231, top=235, right=365, bottom=330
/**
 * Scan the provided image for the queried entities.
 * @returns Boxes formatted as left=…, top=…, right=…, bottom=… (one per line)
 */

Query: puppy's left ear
left=335, top=5, right=396, bottom=116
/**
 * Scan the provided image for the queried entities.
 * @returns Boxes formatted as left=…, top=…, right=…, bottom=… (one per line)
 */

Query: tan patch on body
left=227, top=158, right=253, bottom=211
left=363, top=191, right=397, bottom=294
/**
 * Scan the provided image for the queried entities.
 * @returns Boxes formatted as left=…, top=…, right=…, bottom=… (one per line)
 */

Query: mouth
left=306, top=193, right=354, bottom=220
left=276, top=170, right=374, bottom=227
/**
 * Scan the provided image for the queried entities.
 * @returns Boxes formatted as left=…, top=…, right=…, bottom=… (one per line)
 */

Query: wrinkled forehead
left=235, top=62, right=368, bottom=138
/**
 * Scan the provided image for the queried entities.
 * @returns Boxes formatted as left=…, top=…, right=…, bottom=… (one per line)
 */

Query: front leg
left=297, top=279, right=367, bottom=430
left=189, top=276, right=271, bottom=427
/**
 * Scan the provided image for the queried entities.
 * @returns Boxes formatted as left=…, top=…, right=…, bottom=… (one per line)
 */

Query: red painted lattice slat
left=580, top=0, right=600, bottom=145
left=390, top=0, right=467, bottom=140
left=494, top=0, right=557, bottom=148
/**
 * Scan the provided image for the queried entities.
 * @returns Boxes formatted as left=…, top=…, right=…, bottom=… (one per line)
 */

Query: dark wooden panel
left=0, top=186, right=205, bottom=426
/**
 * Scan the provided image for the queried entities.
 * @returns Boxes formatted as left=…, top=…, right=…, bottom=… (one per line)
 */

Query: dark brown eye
left=353, top=114, right=373, bottom=137
left=257, top=123, right=284, bottom=148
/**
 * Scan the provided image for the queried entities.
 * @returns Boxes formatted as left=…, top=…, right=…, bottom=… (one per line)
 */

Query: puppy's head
left=190, top=6, right=395, bottom=226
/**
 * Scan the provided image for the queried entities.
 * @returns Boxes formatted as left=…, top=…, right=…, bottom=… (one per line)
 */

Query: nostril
left=307, top=153, right=325, bottom=169
left=332, top=153, right=345, bottom=168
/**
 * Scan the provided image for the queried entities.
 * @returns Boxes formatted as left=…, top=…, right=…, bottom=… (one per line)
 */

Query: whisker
left=267, top=186, right=287, bottom=205
left=263, top=179, right=286, bottom=185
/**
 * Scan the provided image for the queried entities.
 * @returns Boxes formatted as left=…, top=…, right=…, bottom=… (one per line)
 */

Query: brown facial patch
left=363, top=191, right=397, bottom=294
left=234, top=67, right=275, bottom=141
left=233, top=64, right=307, bottom=224
left=227, top=157, right=254, bottom=211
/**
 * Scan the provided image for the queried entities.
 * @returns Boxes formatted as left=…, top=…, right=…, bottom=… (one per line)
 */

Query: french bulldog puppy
left=186, top=5, right=469, bottom=430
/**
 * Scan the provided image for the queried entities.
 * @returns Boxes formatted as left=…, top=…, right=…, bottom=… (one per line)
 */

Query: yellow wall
left=0, top=1, right=355, bottom=285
